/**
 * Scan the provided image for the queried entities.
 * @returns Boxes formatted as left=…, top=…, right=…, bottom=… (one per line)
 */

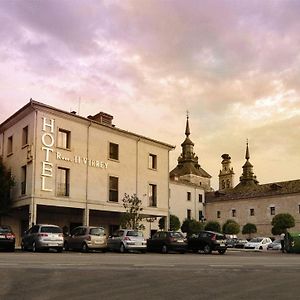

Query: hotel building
left=0, top=100, right=174, bottom=245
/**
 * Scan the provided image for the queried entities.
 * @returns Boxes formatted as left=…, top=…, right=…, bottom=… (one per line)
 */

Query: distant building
left=205, top=143, right=300, bottom=236
left=169, top=116, right=208, bottom=225
left=0, top=100, right=174, bottom=245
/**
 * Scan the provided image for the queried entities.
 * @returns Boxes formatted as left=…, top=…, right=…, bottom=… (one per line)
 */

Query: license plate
left=177, top=240, right=184, bottom=243
left=0, top=235, right=5, bottom=239
left=220, top=244, right=225, bottom=247
left=48, top=243, right=59, bottom=247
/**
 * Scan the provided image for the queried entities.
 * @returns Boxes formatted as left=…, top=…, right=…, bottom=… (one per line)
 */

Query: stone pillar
left=29, top=202, right=37, bottom=227
left=83, top=208, right=89, bottom=226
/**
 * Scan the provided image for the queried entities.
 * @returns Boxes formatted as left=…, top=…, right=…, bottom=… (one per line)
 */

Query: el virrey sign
left=41, top=117, right=108, bottom=192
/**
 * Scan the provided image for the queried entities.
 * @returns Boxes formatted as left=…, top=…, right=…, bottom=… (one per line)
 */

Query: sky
left=0, top=0, right=299, bottom=190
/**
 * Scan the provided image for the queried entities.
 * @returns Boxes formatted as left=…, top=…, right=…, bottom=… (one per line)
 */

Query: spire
left=169, top=114, right=212, bottom=191
left=185, top=111, right=190, bottom=137
left=235, top=140, right=259, bottom=188
left=245, top=139, right=250, bottom=160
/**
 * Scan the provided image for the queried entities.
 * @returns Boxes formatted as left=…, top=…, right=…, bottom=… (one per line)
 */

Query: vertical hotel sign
left=41, top=117, right=54, bottom=191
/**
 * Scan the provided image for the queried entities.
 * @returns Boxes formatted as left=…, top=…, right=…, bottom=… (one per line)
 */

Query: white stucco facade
left=0, top=100, right=174, bottom=244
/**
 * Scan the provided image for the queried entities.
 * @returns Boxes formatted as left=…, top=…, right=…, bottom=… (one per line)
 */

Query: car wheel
left=32, top=242, right=38, bottom=253
left=161, top=245, right=168, bottom=254
left=203, top=244, right=212, bottom=254
left=119, top=243, right=126, bottom=253
left=21, top=241, right=27, bottom=251
left=64, top=241, right=69, bottom=251
left=81, top=243, right=89, bottom=253
left=259, top=246, right=263, bottom=250
left=218, top=249, right=226, bottom=255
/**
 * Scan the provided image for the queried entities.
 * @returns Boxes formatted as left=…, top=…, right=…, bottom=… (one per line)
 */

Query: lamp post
left=146, top=217, right=157, bottom=237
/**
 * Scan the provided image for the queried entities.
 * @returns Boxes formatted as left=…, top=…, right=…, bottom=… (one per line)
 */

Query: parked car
left=226, top=238, right=238, bottom=248
left=267, top=239, right=282, bottom=250
left=244, top=237, right=272, bottom=250
left=64, top=226, right=107, bottom=252
left=234, top=238, right=248, bottom=249
left=284, top=232, right=300, bottom=253
left=0, top=225, right=15, bottom=252
left=147, top=231, right=187, bottom=253
left=21, top=224, right=64, bottom=252
left=188, top=231, right=227, bottom=254
left=107, top=229, right=147, bottom=253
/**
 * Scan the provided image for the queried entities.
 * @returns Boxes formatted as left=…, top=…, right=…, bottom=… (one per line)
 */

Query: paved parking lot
left=0, top=250, right=299, bottom=300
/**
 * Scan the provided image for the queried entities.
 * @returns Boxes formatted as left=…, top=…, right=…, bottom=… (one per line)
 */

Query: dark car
left=0, top=225, right=15, bottom=252
left=226, top=238, right=248, bottom=249
left=188, top=231, right=227, bottom=254
left=147, top=231, right=187, bottom=254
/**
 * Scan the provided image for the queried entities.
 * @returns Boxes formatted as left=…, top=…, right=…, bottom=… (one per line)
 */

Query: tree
left=204, top=221, right=221, bottom=233
left=169, top=214, right=181, bottom=231
left=120, top=193, right=145, bottom=230
left=271, top=213, right=295, bottom=234
left=0, top=158, right=15, bottom=219
left=158, top=217, right=165, bottom=230
left=181, top=219, right=204, bottom=237
left=242, top=223, right=257, bottom=238
left=222, top=219, right=240, bottom=235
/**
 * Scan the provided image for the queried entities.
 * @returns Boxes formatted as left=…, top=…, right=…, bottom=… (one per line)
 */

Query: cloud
left=0, top=0, right=299, bottom=189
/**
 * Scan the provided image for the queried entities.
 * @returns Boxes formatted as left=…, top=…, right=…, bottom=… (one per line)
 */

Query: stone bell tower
left=218, top=154, right=235, bottom=191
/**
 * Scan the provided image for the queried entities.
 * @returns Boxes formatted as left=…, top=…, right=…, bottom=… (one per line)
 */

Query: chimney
left=88, top=112, right=114, bottom=126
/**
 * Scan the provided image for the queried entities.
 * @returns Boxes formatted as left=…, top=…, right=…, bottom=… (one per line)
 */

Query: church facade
left=169, top=116, right=209, bottom=225
left=205, top=144, right=300, bottom=236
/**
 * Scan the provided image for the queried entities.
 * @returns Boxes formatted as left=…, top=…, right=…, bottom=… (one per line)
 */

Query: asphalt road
left=0, top=250, right=299, bottom=300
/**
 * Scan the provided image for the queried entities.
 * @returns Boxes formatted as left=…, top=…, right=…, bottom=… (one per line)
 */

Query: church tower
left=170, top=114, right=212, bottom=191
left=235, top=140, right=259, bottom=189
left=218, top=154, right=234, bottom=191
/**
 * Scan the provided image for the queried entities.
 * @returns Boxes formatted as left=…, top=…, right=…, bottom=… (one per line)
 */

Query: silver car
left=21, top=224, right=64, bottom=252
left=107, top=229, right=147, bottom=253
left=64, top=226, right=107, bottom=252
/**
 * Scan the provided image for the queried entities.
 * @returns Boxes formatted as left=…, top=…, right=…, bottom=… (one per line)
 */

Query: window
left=22, top=126, right=28, bottom=146
left=57, top=167, right=70, bottom=196
left=187, top=192, right=191, bottom=201
left=109, top=143, right=119, bottom=160
left=270, top=206, right=275, bottom=215
left=199, top=210, right=203, bottom=221
left=148, top=154, right=157, bottom=169
left=187, top=209, right=191, bottom=220
left=217, top=211, right=221, bottom=218
left=232, top=209, right=236, bottom=217
left=109, top=176, right=119, bottom=202
left=57, top=129, right=70, bottom=149
left=198, top=194, right=203, bottom=203
left=149, top=184, right=157, bottom=207
left=222, top=180, right=225, bottom=189
left=250, top=208, right=255, bottom=216
left=7, top=136, right=13, bottom=155
left=21, top=165, right=27, bottom=195
left=226, top=179, right=230, bottom=188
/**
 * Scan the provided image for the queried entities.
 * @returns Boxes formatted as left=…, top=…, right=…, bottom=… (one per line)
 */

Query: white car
left=244, top=237, right=272, bottom=250
left=107, top=229, right=147, bottom=253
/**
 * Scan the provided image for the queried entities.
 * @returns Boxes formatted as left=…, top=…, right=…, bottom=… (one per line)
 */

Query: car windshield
left=126, top=231, right=143, bottom=237
left=250, top=238, right=263, bottom=243
left=216, top=234, right=225, bottom=240
left=90, top=228, right=105, bottom=236
left=40, top=226, right=62, bottom=233
left=170, top=232, right=184, bottom=238
left=0, top=226, right=12, bottom=234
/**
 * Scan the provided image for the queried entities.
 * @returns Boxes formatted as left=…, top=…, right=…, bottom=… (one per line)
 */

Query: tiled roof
left=205, top=179, right=300, bottom=202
